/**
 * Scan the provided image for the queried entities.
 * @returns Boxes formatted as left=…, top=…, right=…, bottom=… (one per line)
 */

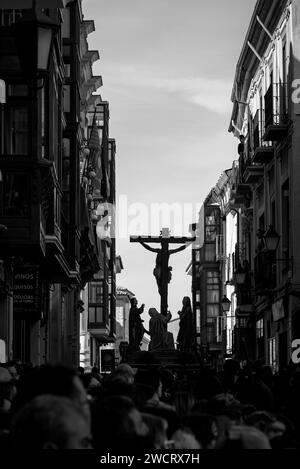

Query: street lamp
left=221, top=295, right=231, bottom=313
left=263, top=225, right=293, bottom=275
left=12, top=2, right=58, bottom=82
left=263, top=225, right=280, bottom=251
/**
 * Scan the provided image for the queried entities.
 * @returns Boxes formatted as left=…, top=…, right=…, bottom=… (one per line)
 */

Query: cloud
left=97, top=64, right=232, bottom=115
left=151, top=76, right=232, bottom=115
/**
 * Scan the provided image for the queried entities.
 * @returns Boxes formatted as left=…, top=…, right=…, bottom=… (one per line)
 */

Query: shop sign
left=13, top=266, right=40, bottom=315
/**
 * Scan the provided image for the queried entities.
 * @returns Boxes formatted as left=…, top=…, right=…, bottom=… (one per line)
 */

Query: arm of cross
left=139, top=242, right=160, bottom=253
left=169, top=239, right=195, bottom=255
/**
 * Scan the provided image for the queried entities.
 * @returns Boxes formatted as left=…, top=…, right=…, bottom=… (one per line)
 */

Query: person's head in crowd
left=267, top=416, right=287, bottom=441
left=223, top=359, right=240, bottom=377
left=81, top=372, right=101, bottom=398
left=223, top=425, right=271, bottom=449
left=191, top=369, right=223, bottom=401
left=245, top=411, right=275, bottom=437
left=183, top=413, right=218, bottom=449
left=241, top=404, right=257, bottom=420
left=108, top=363, right=136, bottom=385
left=172, top=428, right=202, bottom=449
left=98, top=379, right=136, bottom=401
left=207, top=393, right=243, bottom=423
left=134, top=369, right=180, bottom=439
left=173, top=391, right=195, bottom=419
left=12, top=364, right=91, bottom=423
left=159, top=368, right=175, bottom=403
left=134, top=368, right=162, bottom=403
left=142, top=413, right=168, bottom=449
left=77, top=366, right=85, bottom=376
left=91, top=395, right=149, bottom=451
left=269, top=416, right=299, bottom=450
left=246, top=411, right=294, bottom=443
left=0, top=366, right=17, bottom=413
left=3, top=361, right=20, bottom=381
left=91, top=366, right=102, bottom=383
left=10, top=394, right=92, bottom=449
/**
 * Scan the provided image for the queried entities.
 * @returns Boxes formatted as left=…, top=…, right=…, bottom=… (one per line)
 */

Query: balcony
left=230, top=179, right=251, bottom=207
left=252, top=110, right=274, bottom=164
left=243, top=164, right=264, bottom=184
left=264, top=83, right=289, bottom=141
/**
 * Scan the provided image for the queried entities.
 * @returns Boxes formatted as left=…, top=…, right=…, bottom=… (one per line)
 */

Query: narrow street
left=0, top=0, right=300, bottom=457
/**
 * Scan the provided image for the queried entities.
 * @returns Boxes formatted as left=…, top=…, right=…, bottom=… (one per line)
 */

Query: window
left=237, top=318, right=247, bottom=328
left=62, top=138, right=70, bottom=190
left=196, top=307, right=201, bottom=334
left=116, top=306, right=124, bottom=326
left=8, top=85, right=28, bottom=97
left=51, top=76, right=60, bottom=173
left=207, top=305, right=219, bottom=317
left=256, top=319, right=264, bottom=338
left=0, top=10, right=22, bottom=27
left=61, top=7, right=71, bottom=38
left=206, top=318, right=216, bottom=343
left=206, top=272, right=220, bottom=340
left=205, top=244, right=216, bottom=262
left=0, top=85, right=30, bottom=156
left=88, top=279, right=105, bottom=325
left=282, top=181, right=290, bottom=263
left=63, top=85, right=71, bottom=113
left=268, top=337, right=277, bottom=372
left=205, top=206, right=220, bottom=243
left=206, top=271, right=220, bottom=307
left=88, top=307, right=103, bottom=324
left=0, top=173, right=29, bottom=217
left=89, top=282, right=103, bottom=304
left=4, top=106, right=29, bottom=155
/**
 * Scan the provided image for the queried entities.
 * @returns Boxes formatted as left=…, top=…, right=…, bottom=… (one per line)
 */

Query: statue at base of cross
left=148, top=308, right=174, bottom=351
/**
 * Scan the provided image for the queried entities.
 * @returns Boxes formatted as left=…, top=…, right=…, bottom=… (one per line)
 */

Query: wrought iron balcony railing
left=264, top=83, right=289, bottom=141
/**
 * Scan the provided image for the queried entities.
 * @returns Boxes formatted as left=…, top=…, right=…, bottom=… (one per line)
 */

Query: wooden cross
left=130, top=228, right=195, bottom=317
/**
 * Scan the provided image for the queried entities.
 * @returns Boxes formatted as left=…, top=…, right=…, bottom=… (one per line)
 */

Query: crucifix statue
left=130, top=228, right=196, bottom=317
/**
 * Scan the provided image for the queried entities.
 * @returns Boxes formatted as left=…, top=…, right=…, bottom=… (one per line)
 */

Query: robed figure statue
left=129, top=298, right=148, bottom=351
left=176, top=296, right=194, bottom=352
left=148, top=308, right=172, bottom=351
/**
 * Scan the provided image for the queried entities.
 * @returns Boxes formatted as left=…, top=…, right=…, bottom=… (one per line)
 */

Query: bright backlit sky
left=83, top=0, right=257, bottom=338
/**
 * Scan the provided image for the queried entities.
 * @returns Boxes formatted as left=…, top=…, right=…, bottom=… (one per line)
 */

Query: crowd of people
left=1, top=355, right=300, bottom=450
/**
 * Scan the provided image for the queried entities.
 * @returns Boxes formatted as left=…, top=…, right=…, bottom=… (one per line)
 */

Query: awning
left=1, top=0, right=69, bottom=8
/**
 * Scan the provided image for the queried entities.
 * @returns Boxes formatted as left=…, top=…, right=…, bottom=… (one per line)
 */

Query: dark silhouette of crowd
left=1, top=356, right=300, bottom=450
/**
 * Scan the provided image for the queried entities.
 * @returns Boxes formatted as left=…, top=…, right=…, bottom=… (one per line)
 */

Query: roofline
left=228, top=0, right=288, bottom=134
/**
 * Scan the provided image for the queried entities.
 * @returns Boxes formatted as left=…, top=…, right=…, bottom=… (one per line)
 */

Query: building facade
left=0, top=1, right=118, bottom=367
left=227, top=0, right=300, bottom=370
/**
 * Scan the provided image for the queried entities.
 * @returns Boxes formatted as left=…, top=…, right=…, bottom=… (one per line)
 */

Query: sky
left=82, top=0, right=257, bottom=338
